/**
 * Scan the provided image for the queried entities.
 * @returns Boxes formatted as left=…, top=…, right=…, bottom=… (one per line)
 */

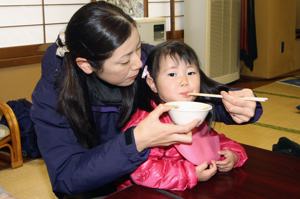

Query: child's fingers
left=196, top=162, right=208, bottom=171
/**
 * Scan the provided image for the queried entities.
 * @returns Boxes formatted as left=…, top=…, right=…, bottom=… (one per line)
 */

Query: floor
left=229, top=75, right=281, bottom=89
left=229, top=69, right=300, bottom=89
left=220, top=71, right=300, bottom=151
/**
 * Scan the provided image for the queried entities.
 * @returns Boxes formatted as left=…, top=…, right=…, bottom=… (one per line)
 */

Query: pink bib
left=175, top=128, right=220, bottom=165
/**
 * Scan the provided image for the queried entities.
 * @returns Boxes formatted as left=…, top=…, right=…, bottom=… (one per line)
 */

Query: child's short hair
left=135, top=40, right=229, bottom=125
left=145, top=40, right=200, bottom=82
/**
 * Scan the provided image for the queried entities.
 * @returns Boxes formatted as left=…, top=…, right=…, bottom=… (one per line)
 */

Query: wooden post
left=170, top=0, right=175, bottom=39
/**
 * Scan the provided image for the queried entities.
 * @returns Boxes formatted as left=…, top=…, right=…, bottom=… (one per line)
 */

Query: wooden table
left=107, top=145, right=300, bottom=199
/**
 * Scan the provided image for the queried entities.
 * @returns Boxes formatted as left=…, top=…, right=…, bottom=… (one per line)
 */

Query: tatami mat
left=254, top=93, right=299, bottom=131
left=214, top=122, right=300, bottom=151
left=217, top=80, right=300, bottom=151
left=255, top=81, right=300, bottom=98
left=0, top=159, right=56, bottom=199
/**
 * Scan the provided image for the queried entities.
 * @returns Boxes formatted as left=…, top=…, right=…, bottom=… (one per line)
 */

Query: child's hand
left=195, top=161, right=217, bottom=181
left=216, top=149, right=238, bottom=172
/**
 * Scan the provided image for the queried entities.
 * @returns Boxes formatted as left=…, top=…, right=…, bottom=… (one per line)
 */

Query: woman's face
left=96, top=26, right=142, bottom=86
left=149, top=54, right=200, bottom=102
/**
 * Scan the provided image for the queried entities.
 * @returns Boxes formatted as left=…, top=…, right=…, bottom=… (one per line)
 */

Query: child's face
left=147, top=54, right=200, bottom=102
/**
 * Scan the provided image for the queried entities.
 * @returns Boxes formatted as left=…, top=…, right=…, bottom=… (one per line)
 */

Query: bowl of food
left=166, top=101, right=212, bottom=125
left=166, top=101, right=219, bottom=165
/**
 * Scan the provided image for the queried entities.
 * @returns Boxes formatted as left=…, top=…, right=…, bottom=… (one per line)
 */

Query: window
left=0, top=0, right=91, bottom=68
left=0, top=0, right=151, bottom=67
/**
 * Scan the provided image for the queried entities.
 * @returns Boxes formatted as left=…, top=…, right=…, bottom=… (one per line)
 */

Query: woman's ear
left=146, top=75, right=158, bottom=93
left=75, top=57, right=94, bottom=74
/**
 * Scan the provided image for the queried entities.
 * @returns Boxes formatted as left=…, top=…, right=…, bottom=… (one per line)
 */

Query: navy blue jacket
left=31, top=43, right=262, bottom=197
left=31, top=43, right=152, bottom=197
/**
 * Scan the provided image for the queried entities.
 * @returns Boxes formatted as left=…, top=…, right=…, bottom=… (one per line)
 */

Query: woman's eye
left=121, top=61, right=130, bottom=65
left=167, top=72, right=176, bottom=77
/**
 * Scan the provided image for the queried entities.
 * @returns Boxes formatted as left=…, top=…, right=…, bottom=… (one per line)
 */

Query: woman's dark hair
left=56, top=1, right=137, bottom=148
left=136, top=40, right=228, bottom=123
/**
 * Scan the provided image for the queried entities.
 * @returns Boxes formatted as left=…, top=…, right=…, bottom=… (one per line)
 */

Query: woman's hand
left=196, top=161, right=217, bottom=181
left=220, top=89, right=256, bottom=124
left=133, top=104, right=199, bottom=152
left=216, top=149, right=238, bottom=172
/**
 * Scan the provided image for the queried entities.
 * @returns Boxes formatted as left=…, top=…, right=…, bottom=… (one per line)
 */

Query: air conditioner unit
left=135, top=17, right=166, bottom=45
left=184, top=0, right=241, bottom=84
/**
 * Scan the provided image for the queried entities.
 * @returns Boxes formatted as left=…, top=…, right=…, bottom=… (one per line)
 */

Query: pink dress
left=121, top=104, right=248, bottom=191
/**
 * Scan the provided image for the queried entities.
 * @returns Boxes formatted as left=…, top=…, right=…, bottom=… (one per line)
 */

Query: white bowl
left=166, top=101, right=212, bottom=125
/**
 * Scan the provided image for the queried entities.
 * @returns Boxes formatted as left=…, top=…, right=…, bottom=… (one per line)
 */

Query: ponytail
left=57, top=53, right=98, bottom=148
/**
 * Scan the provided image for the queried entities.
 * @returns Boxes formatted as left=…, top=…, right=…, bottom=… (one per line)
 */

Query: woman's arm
left=220, top=89, right=263, bottom=124
left=214, top=98, right=262, bottom=125
left=200, top=73, right=263, bottom=125
left=211, top=89, right=263, bottom=125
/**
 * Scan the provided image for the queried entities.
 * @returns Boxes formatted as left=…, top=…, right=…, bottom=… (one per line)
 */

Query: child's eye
left=187, top=71, right=196, bottom=75
left=167, top=72, right=176, bottom=77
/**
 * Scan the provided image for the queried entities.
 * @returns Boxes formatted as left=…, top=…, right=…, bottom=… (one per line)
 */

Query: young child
left=122, top=40, right=248, bottom=191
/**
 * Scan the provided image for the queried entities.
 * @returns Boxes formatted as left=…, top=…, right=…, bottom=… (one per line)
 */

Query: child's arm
left=211, top=129, right=248, bottom=168
left=216, top=149, right=239, bottom=172
left=123, top=109, right=198, bottom=191
left=130, top=147, right=198, bottom=191
left=219, top=133, right=248, bottom=167
left=195, top=161, right=217, bottom=181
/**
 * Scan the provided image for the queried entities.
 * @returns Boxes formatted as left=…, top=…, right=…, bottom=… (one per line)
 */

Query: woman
left=30, top=1, right=262, bottom=198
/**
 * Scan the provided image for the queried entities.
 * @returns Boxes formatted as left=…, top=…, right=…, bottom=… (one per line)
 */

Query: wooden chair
left=0, top=101, right=23, bottom=168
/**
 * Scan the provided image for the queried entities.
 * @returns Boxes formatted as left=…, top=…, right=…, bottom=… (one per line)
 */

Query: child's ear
left=146, top=75, right=158, bottom=93
left=75, top=57, right=94, bottom=74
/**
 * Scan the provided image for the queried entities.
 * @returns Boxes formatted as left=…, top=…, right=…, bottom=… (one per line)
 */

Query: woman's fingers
left=168, top=120, right=199, bottom=134
left=230, top=113, right=250, bottom=124
left=148, top=103, right=172, bottom=118
left=134, top=104, right=199, bottom=151
left=152, top=104, right=200, bottom=134
left=221, top=90, right=256, bottom=123
left=172, top=131, right=192, bottom=144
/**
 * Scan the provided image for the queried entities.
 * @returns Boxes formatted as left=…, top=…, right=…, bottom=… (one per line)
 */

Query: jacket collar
left=87, top=76, right=122, bottom=106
